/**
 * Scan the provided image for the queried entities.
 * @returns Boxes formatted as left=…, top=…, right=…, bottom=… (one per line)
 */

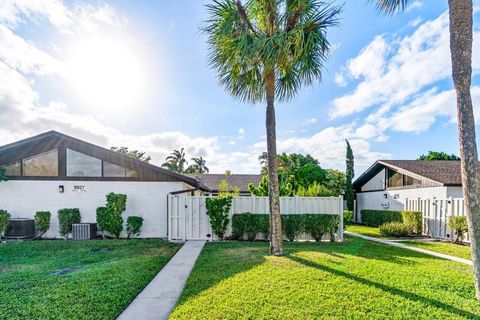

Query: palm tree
left=161, top=148, right=188, bottom=173
left=372, top=0, right=480, bottom=299
left=204, top=0, right=341, bottom=255
left=186, top=157, right=210, bottom=174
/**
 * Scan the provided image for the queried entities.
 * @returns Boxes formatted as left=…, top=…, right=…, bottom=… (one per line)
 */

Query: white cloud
left=406, top=1, right=423, bottom=12
left=329, top=11, right=480, bottom=119
left=238, top=128, right=245, bottom=136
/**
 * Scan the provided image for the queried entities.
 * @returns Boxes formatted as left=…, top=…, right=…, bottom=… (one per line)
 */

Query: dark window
left=404, top=175, right=421, bottom=186
left=103, top=161, right=138, bottom=178
left=66, top=149, right=101, bottom=177
left=23, top=149, right=58, bottom=176
left=2, top=161, right=21, bottom=176
left=387, top=170, right=403, bottom=188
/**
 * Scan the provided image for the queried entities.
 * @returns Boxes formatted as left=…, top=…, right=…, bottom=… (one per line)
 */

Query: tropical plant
left=371, top=0, right=479, bottom=300
left=0, top=209, right=10, bottom=239
left=205, top=196, right=233, bottom=240
left=248, top=175, right=293, bottom=197
left=345, top=140, right=354, bottom=211
left=34, top=211, right=51, bottom=239
left=204, top=0, right=341, bottom=255
left=296, top=182, right=336, bottom=197
left=324, top=169, right=346, bottom=196
left=161, top=148, right=188, bottom=172
left=186, top=156, right=210, bottom=174
left=417, top=151, right=460, bottom=161
left=110, top=146, right=152, bottom=163
left=448, top=215, right=468, bottom=243
left=126, top=216, right=144, bottom=239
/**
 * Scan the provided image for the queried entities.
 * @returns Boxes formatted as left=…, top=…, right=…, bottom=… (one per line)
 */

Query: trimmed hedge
left=0, top=209, right=10, bottom=238
left=361, top=210, right=403, bottom=227
left=34, top=211, right=51, bottom=239
left=379, top=222, right=410, bottom=237
left=232, top=213, right=339, bottom=242
left=343, top=210, right=354, bottom=227
left=448, top=216, right=468, bottom=243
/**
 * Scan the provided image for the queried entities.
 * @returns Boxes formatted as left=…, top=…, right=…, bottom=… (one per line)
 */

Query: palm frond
left=371, top=0, right=412, bottom=14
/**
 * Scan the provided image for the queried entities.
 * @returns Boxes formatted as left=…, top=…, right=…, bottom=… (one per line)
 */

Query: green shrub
left=232, top=213, right=339, bottom=242
left=0, top=209, right=10, bottom=239
left=448, top=216, right=468, bottom=243
left=58, top=208, right=81, bottom=239
left=282, top=215, right=304, bottom=241
left=402, top=211, right=422, bottom=235
left=34, top=211, right=51, bottom=239
left=379, top=222, right=410, bottom=237
left=304, top=214, right=339, bottom=242
left=205, top=196, right=232, bottom=240
left=96, top=207, right=108, bottom=239
left=126, top=216, right=144, bottom=239
left=104, top=193, right=127, bottom=239
left=343, top=210, right=354, bottom=227
left=361, top=210, right=403, bottom=227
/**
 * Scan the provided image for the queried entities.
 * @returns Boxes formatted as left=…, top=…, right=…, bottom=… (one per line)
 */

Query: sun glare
left=67, top=35, right=147, bottom=113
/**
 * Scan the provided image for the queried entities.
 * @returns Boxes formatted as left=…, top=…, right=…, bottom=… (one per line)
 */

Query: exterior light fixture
left=383, top=193, right=388, bottom=199
left=59, top=185, right=64, bottom=193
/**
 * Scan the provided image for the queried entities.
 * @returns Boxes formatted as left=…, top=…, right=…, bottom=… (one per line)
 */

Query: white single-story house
left=353, top=160, right=464, bottom=221
left=0, top=131, right=260, bottom=238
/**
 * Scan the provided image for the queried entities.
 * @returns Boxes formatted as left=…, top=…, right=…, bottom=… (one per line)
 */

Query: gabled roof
left=0, top=130, right=210, bottom=190
left=187, top=173, right=262, bottom=193
left=353, top=160, right=462, bottom=189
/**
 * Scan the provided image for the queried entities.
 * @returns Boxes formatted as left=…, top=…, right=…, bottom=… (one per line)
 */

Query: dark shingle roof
left=378, top=160, right=462, bottom=185
left=188, top=174, right=262, bottom=193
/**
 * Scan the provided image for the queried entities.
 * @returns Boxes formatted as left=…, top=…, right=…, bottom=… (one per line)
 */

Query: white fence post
left=338, top=196, right=344, bottom=242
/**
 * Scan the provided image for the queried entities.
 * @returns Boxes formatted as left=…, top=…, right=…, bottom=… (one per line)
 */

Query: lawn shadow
left=287, top=254, right=479, bottom=319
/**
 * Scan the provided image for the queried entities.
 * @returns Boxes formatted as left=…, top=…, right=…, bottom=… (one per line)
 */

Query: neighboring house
left=188, top=173, right=262, bottom=196
left=0, top=131, right=210, bottom=238
left=353, top=160, right=463, bottom=221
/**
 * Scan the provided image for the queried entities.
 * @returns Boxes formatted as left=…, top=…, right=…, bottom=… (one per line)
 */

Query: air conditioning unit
left=5, top=218, right=35, bottom=238
left=72, top=223, right=97, bottom=240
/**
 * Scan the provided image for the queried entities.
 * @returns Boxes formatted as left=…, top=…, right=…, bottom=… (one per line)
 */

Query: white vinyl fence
left=405, top=197, right=469, bottom=242
left=168, top=195, right=343, bottom=242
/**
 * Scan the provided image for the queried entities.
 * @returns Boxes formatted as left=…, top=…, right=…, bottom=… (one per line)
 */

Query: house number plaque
left=73, top=185, right=87, bottom=192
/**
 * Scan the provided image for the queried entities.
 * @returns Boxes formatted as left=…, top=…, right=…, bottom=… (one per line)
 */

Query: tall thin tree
left=371, top=0, right=480, bottom=299
left=345, top=140, right=354, bottom=212
left=204, top=0, right=341, bottom=255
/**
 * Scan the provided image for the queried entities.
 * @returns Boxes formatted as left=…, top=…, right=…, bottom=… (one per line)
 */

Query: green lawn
left=171, top=237, right=480, bottom=320
left=0, top=240, right=180, bottom=320
left=400, top=240, right=471, bottom=260
left=346, top=224, right=384, bottom=238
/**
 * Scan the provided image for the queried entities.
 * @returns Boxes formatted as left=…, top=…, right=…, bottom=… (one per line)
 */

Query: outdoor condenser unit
left=72, top=223, right=97, bottom=240
left=5, top=218, right=35, bottom=238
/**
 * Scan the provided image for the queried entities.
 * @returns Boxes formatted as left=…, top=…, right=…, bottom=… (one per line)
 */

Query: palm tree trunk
left=265, top=69, right=283, bottom=256
left=448, top=0, right=480, bottom=299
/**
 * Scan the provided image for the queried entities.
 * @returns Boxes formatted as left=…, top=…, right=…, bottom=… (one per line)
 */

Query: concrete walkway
left=345, top=231, right=472, bottom=266
left=117, top=240, right=206, bottom=320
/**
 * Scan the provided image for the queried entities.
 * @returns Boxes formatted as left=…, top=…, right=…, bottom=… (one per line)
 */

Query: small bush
left=402, top=211, right=422, bottom=234
left=96, top=207, right=108, bottom=239
left=361, top=210, right=403, bottom=227
left=0, top=209, right=11, bottom=238
left=231, top=213, right=270, bottom=241
left=34, top=211, right=51, bottom=239
left=205, top=196, right=232, bottom=240
left=448, top=216, right=468, bottom=243
left=58, top=208, right=81, bottom=239
left=282, top=215, right=304, bottom=241
left=126, top=216, right=144, bottom=239
left=379, top=222, right=410, bottom=237
left=104, top=193, right=127, bottom=239
left=343, top=210, right=354, bottom=227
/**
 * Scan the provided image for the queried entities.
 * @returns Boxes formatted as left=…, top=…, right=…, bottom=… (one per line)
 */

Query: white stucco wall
left=356, top=186, right=449, bottom=221
left=446, top=186, right=464, bottom=198
left=0, top=180, right=185, bottom=238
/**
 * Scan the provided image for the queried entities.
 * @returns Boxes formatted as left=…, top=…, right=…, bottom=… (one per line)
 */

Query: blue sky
left=0, top=0, right=478, bottom=174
